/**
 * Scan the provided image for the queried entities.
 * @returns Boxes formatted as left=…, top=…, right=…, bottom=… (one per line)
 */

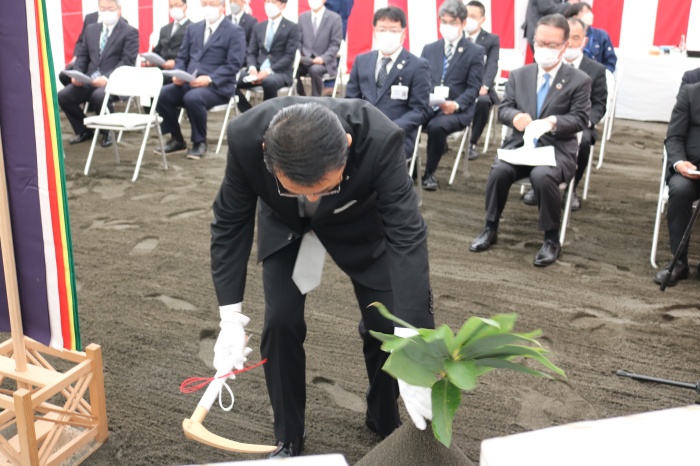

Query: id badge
left=434, top=85, right=450, bottom=100
left=391, top=85, right=409, bottom=100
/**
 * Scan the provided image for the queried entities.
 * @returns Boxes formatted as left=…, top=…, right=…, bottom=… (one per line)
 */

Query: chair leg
left=83, top=129, right=101, bottom=176
left=216, top=100, right=234, bottom=155
left=651, top=181, right=668, bottom=269
left=132, top=124, right=152, bottom=182
left=157, top=123, right=167, bottom=171
left=483, top=106, right=495, bottom=154
left=449, top=127, right=470, bottom=185
left=112, top=131, right=120, bottom=164
left=416, top=145, right=423, bottom=208
left=408, top=126, right=422, bottom=179
left=560, top=180, right=575, bottom=245
left=178, top=108, right=185, bottom=124
left=582, top=143, right=594, bottom=200
left=118, top=96, right=134, bottom=143
left=596, top=117, right=610, bottom=170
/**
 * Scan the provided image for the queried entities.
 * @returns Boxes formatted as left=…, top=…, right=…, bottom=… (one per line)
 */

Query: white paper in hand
left=141, top=52, right=166, bottom=67
left=497, top=146, right=556, bottom=167
left=429, top=93, right=446, bottom=106
left=242, top=74, right=258, bottom=83
left=62, top=69, right=94, bottom=85
left=162, top=69, right=196, bottom=82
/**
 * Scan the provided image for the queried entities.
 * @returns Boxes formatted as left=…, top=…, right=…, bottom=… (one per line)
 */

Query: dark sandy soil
left=49, top=104, right=700, bottom=465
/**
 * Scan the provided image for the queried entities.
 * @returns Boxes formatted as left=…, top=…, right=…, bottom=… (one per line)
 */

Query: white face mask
left=264, top=2, right=281, bottom=19
left=308, top=0, right=323, bottom=10
left=534, top=46, right=563, bottom=69
left=439, top=23, right=461, bottom=43
left=202, top=5, right=221, bottom=23
left=581, top=12, right=594, bottom=27
left=375, top=32, right=403, bottom=55
left=464, top=17, right=480, bottom=34
left=170, top=7, right=185, bottom=21
left=99, top=10, right=119, bottom=26
left=230, top=3, right=242, bottom=15
left=563, top=45, right=583, bottom=62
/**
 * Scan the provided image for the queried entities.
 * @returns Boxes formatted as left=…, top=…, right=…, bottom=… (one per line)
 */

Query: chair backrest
left=104, top=66, right=164, bottom=99
left=149, top=31, right=159, bottom=52
left=497, top=49, right=525, bottom=80
left=337, top=39, right=348, bottom=75
left=602, top=69, right=616, bottom=120
left=287, top=50, right=302, bottom=96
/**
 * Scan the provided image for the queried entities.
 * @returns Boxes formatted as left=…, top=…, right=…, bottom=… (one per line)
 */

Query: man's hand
left=255, top=69, right=272, bottom=82
left=479, top=86, right=488, bottom=96
left=162, top=59, right=176, bottom=70
left=190, top=76, right=211, bottom=88
left=522, top=118, right=555, bottom=149
left=513, top=112, right=533, bottom=132
left=213, top=306, right=251, bottom=380
left=247, top=67, right=258, bottom=77
left=676, top=161, right=700, bottom=180
left=92, top=76, right=108, bottom=88
left=312, top=57, right=324, bottom=65
left=71, top=78, right=84, bottom=87
left=172, top=77, right=185, bottom=86
left=439, top=101, right=458, bottom=115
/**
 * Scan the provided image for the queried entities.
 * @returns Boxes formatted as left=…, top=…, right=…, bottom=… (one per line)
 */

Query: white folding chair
left=483, top=49, right=525, bottom=154
left=213, top=95, right=238, bottom=154
left=407, top=125, right=423, bottom=206
left=329, top=40, right=347, bottom=98
left=83, top=66, right=166, bottom=182
left=448, top=127, right=472, bottom=185
left=607, top=63, right=622, bottom=142
left=651, top=148, right=669, bottom=268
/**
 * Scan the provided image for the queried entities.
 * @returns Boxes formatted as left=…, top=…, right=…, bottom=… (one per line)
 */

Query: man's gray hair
left=102, top=0, right=122, bottom=8
left=438, top=0, right=467, bottom=22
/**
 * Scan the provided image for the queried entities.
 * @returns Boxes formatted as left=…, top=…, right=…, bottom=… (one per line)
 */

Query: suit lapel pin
left=458, top=47, right=464, bottom=53
left=555, top=83, right=563, bottom=90
left=397, top=63, right=404, bottom=70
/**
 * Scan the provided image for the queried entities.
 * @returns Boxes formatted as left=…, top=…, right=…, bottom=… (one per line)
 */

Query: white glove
left=394, top=327, right=433, bottom=430
left=523, top=118, right=555, bottom=149
left=213, top=303, right=252, bottom=380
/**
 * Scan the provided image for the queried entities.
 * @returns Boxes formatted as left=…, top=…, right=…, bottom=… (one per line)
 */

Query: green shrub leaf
left=474, top=358, right=553, bottom=379
left=383, top=348, right=437, bottom=388
left=431, top=378, right=461, bottom=448
left=444, top=360, right=477, bottom=391
left=369, top=302, right=417, bottom=331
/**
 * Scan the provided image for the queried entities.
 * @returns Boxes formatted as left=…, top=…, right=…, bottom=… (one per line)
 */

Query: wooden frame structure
left=0, top=132, right=108, bottom=465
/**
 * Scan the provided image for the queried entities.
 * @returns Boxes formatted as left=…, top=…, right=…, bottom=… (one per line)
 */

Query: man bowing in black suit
left=210, top=98, right=435, bottom=457
left=147, top=0, right=191, bottom=84
left=345, top=6, right=431, bottom=161
left=470, top=14, right=590, bottom=267
left=58, top=0, right=138, bottom=148
left=464, top=1, right=500, bottom=161
left=420, top=0, right=484, bottom=191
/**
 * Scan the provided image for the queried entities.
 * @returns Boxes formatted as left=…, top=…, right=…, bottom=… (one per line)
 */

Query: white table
left=615, top=52, right=700, bottom=122
left=480, top=405, right=700, bottom=466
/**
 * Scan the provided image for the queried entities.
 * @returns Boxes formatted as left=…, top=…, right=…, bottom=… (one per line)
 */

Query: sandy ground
left=45, top=104, right=700, bottom=465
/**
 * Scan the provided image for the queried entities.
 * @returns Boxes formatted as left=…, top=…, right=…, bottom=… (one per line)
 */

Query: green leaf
left=474, top=345, right=566, bottom=378
left=431, top=378, right=461, bottom=448
left=454, top=317, right=496, bottom=348
left=459, top=333, right=540, bottom=360
left=444, top=360, right=477, bottom=391
left=401, top=337, right=445, bottom=374
left=474, top=358, right=553, bottom=379
left=370, top=330, right=413, bottom=352
left=369, top=302, right=417, bottom=331
left=489, top=313, right=519, bottom=333
left=369, top=330, right=400, bottom=344
left=383, top=348, right=437, bottom=388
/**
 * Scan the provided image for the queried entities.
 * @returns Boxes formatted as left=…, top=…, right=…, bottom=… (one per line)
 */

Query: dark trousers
left=296, top=62, right=327, bottom=96
left=666, top=173, right=700, bottom=262
left=57, top=84, right=112, bottom=135
left=485, top=160, right=567, bottom=232
left=156, top=83, right=228, bottom=144
left=470, top=95, right=493, bottom=146
left=237, top=72, right=292, bottom=112
left=261, top=242, right=400, bottom=443
left=573, top=127, right=595, bottom=188
left=425, top=112, right=470, bottom=174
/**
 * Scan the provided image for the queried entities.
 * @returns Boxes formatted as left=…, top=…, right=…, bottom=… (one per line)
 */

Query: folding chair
left=483, top=48, right=525, bottom=154
left=408, top=125, right=423, bottom=205
left=448, top=127, right=472, bottom=185
left=83, top=66, right=166, bottom=182
left=249, top=50, right=303, bottom=103
left=582, top=69, right=617, bottom=200
left=607, top=63, right=622, bottom=142
left=213, top=95, right=238, bottom=155
left=651, top=148, right=669, bottom=268
left=327, top=40, right=347, bottom=98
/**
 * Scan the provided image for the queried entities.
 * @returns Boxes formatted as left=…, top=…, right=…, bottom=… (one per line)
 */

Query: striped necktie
left=537, top=73, right=551, bottom=118
left=376, top=57, right=391, bottom=89
left=99, top=27, right=110, bottom=56
left=442, top=43, right=454, bottom=80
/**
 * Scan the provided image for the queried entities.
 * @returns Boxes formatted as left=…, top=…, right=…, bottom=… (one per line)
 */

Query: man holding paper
left=155, top=0, right=246, bottom=160
left=146, top=0, right=191, bottom=84
left=470, top=14, right=590, bottom=267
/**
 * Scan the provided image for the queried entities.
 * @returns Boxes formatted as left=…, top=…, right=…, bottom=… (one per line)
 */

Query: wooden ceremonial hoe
left=182, top=377, right=278, bottom=453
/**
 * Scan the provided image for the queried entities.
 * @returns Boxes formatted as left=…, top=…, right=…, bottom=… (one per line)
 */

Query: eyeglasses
left=274, top=174, right=343, bottom=198
left=533, top=40, right=565, bottom=49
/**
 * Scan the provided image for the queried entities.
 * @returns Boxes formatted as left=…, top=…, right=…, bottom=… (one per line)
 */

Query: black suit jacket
left=498, top=63, right=591, bottom=179
left=153, top=19, right=190, bottom=61
left=680, top=67, right=700, bottom=90
left=578, top=56, right=607, bottom=128
left=666, top=82, right=700, bottom=175
left=74, top=18, right=139, bottom=78
left=247, top=18, right=300, bottom=78
left=211, top=97, right=433, bottom=328
left=421, top=37, right=485, bottom=126
left=345, top=48, right=431, bottom=142
left=523, top=0, right=569, bottom=43
left=227, top=13, right=258, bottom=47
left=73, top=12, right=99, bottom=56
left=474, top=29, right=500, bottom=104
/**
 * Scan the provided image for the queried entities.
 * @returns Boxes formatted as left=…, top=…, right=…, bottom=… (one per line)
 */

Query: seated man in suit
left=155, top=0, right=246, bottom=160
left=680, top=68, right=700, bottom=90
left=654, top=82, right=700, bottom=286
left=227, top=0, right=258, bottom=47
left=345, top=6, right=430, bottom=162
left=565, top=3, right=616, bottom=73
left=59, top=10, right=99, bottom=87
left=464, top=0, right=500, bottom=161
left=296, top=0, right=343, bottom=97
left=211, top=98, right=434, bottom=458
left=236, top=0, right=300, bottom=112
left=146, top=0, right=191, bottom=84
left=57, top=0, right=139, bottom=148
left=470, top=14, right=590, bottom=267
left=523, top=17, right=606, bottom=211
left=420, top=0, right=484, bottom=191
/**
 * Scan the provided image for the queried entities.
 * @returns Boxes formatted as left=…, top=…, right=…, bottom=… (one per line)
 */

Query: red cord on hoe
left=180, top=358, right=268, bottom=394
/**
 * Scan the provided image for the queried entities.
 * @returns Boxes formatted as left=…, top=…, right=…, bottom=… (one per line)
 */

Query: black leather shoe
left=268, top=436, right=305, bottom=459
left=570, top=191, right=581, bottom=211
left=468, top=144, right=479, bottom=160
left=654, top=261, right=689, bottom=286
left=69, top=131, right=94, bottom=144
left=186, top=142, right=207, bottom=160
left=533, top=239, right=561, bottom=267
left=522, top=189, right=537, bottom=206
left=154, top=138, right=187, bottom=155
left=100, top=131, right=113, bottom=148
left=469, top=227, right=497, bottom=252
left=422, top=172, right=439, bottom=191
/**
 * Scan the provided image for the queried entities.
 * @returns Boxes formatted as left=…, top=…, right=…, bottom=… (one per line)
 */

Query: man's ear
left=346, top=133, right=353, bottom=148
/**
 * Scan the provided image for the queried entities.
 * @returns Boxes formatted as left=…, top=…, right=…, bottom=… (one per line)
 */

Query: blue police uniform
left=584, top=26, right=617, bottom=73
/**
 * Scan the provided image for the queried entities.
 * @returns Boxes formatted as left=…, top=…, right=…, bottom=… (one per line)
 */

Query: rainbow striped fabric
left=0, top=0, right=80, bottom=351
